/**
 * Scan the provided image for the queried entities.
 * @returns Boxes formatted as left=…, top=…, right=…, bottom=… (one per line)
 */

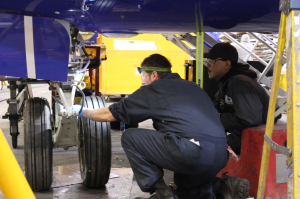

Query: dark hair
left=141, top=54, right=172, bottom=78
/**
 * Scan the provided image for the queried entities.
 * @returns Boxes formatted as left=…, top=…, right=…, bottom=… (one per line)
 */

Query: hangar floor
left=0, top=84, right=173, bottom=199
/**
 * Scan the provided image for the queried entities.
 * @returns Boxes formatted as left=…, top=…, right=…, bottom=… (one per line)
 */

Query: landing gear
left=24, top=98, right=53, bottom=191
left=2, top=80, right=26, bottom=148
left=11, top=135, right=18, bottom=149
left=79, top=96, right=111, bottom=187
left=104, top=95, right=109, bottom=101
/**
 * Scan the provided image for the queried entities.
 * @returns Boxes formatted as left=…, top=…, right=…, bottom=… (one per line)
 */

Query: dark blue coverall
left=109, top=73, right=228, bottom=199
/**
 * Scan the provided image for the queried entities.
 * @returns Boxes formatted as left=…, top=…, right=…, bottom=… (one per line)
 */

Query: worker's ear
left=224, top=60, right=232, bottom=71
left=152, top=71, right=159, bottom=80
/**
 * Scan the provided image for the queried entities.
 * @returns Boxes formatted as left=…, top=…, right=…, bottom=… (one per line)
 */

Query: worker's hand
left=227, top=146, right=239, bottom=162
left=72, top=105, right=85, bottom=118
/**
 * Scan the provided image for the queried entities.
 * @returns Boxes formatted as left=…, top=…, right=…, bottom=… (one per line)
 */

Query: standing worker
left=231, top=34, right=254, bottom=61
left=73, top=54, right=246, bottom=199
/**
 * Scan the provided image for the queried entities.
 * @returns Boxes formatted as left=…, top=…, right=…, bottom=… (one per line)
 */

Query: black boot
left=214, top=173, right=250, bottom=199
left=135, top=179, right=176, bottom=199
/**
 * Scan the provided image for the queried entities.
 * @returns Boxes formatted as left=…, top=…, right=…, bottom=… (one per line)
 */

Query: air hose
left=195, top=2, right=204, bottom=88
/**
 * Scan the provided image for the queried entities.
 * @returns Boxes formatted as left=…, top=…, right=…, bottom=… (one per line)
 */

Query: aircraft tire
left=24, top=98, right=53, bottom=191
left=79, top=96, right=111, bottom=188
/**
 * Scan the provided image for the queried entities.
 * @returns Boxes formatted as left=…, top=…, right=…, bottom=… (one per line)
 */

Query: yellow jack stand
left=0, top=128, right=35, bottom=199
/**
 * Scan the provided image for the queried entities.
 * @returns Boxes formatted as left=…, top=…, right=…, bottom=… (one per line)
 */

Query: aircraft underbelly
left=0, top=0, right=281, bottom=33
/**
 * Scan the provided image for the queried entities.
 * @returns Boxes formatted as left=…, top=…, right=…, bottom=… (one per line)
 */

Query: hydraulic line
left=73, top=85, right=85, bottom=116
left=73, top=80, right=86, bottom=89
left=195, top=3, right=199, bottom=86
left=195, top=2, right=204, bottom=88
left=73, top=39, right=91, bottom=73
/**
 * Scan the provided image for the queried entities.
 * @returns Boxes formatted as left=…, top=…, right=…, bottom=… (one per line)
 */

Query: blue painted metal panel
left=0, top=13, right=69, bottom=81
left=0, top=14, right=27, bottom=78
left=32, top=17, right=69, bottom=81
left=0, top=0, right=281, bottom=33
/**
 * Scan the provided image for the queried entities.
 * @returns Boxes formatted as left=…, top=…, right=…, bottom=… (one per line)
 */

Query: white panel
left=24, top=16, right=36, bottom=79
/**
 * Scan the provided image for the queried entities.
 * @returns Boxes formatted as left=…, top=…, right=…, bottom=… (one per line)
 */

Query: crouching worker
left=73, top=54, right=228, bottom=199
left=204, top=43, right=270, bottom=156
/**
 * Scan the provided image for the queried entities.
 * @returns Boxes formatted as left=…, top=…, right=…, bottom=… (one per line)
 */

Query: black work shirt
left=109, top=73, right=225, bottom=143
left=215, top=63, right=269, bottom=132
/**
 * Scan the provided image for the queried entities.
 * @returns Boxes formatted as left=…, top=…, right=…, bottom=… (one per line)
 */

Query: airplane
left=0, top=0, right=283, bottom=195
left=0, top=0, right=281, bottom=80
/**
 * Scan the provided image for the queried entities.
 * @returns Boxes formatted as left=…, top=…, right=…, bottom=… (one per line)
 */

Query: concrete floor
left=0, top=84, right=288, bottom=199
left=0, top=84, right=173, bottom=199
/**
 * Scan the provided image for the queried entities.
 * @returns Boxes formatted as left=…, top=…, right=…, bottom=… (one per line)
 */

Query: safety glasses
left=207, top=58, right=226, bottom=64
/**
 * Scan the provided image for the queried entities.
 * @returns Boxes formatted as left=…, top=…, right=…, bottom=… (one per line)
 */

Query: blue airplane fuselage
left=0, top=0, right=281, bottom=33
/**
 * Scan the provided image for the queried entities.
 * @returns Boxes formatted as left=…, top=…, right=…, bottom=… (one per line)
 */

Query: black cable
left=52, top=96, right=64, bottom=106
left=74, top=85, right=85, bottom=116
left=73, top=38, right=91, bottom=73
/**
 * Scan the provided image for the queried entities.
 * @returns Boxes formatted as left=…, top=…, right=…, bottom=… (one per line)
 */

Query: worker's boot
left=214, top=173, right=250, bottom=199
left=135, top=179, right=176, bottom=199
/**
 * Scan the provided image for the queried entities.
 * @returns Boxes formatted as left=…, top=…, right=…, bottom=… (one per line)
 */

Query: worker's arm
left=109, top=86, right=152, bottom=125
left=73, top=86, right=151, bottom=124
left=72, top=105, right=116, bottom=122
left=83, top=107, right=116, bottom=122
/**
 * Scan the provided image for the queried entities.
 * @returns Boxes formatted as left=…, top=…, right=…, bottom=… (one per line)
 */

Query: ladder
left=256, top=7, right=300, bottom=199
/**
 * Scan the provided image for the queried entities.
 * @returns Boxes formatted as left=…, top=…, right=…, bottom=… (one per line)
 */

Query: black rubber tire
left=24, top=98, right=53, bottom=191
left=79, top=96, right=111, bottom=188
left=12, top=135, right=18, bottom=149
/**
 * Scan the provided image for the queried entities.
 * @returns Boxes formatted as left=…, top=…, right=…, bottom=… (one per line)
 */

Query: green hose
left=195, top=2, right=204, bottom=88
